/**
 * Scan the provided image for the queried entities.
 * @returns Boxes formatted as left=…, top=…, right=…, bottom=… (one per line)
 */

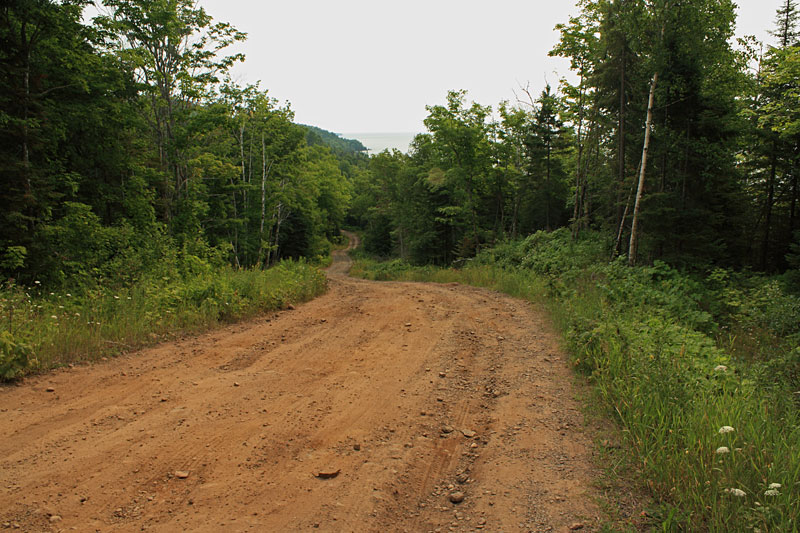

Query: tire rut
left=0, top=236, right=601, bottom=532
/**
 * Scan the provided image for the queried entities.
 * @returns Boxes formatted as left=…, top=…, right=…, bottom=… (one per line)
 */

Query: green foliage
left=0, top=260, right=326, bottom=379
left=0, top=331, right=35, bottom=380
left=0, top=1, right=353, bottom=292
left=302, top=125, right=367, bottom=155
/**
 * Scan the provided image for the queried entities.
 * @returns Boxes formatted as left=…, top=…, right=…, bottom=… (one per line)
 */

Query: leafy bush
left=0, top=331, right=35, bottom=379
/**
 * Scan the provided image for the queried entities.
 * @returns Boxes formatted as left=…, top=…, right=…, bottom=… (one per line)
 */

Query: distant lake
left=342, top=132, right=419, bottom=154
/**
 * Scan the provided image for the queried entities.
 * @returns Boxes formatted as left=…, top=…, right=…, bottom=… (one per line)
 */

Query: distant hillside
left=301, top=125, right=367, bottom=155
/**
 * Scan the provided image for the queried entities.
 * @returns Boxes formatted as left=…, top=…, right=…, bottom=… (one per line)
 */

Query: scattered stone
left=353, top=444, right=361, bottom=451
left=449, top=492, right=465, bottom=504
left=48, top=515, right=61, bottom=523
left=461, top=429, right=476, bottom=438
left=315, top=469, right=341, bottom=479
left=456, top=473, right=469, bottom=484
left=441, top=425, right=454, bottom=434
left=286, top=304, right=295, bottom=310
left=478, top=518, right=487, bottom=525
left=439, top=372, right=447, bottom=378
left=233, top=382, right=240, bottom=387
left=405, top=323, right=412, bottom=327
left=46, top=387, right=55, bottom=393
left=175, top=471, right=190, bottom=479
left=569, top=523, right=585, bottom=531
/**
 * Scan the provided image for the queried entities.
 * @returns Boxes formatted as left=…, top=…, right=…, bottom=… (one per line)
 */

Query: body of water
left=342, top=132, right=419, bottom=154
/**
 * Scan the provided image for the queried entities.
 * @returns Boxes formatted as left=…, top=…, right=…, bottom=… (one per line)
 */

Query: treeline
left=350, top=0, right=800, bottom=278
left=0, top=0, right=356, bottom=289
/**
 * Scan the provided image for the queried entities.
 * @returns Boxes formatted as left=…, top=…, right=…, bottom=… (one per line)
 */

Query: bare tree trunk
left=22, top=43, right=31, bottom=195
left=618, top=52, right=626, bottom=213
left=790, top=145, right=798, bottom=237
left=545, top=138, right=552, bottom=231
left=628, top=72, right=658, bottom=266
left=761, top=145, right=777, bottom=270
left=258, top=133, right=273, bottom=267
left=613, top=159, right=641, bottom=259
left=572, top=71, right=586, bottom=238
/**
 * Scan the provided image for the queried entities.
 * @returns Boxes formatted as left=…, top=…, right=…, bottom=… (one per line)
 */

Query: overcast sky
left=191, top=1, right=777, bottom=134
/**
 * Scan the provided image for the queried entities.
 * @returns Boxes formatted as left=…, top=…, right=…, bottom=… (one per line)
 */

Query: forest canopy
left=349, top=0, right=800, bottom=282
left=0, top=0, right=359, bottom=288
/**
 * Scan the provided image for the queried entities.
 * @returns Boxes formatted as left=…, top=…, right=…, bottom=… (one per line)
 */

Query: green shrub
left=0, top=331, right=36, bottom=379
left=0, top=260, right=327, bottom=379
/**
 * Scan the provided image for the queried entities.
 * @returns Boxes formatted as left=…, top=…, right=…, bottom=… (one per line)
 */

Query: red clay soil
left=0, top=233, right=602, bottom=532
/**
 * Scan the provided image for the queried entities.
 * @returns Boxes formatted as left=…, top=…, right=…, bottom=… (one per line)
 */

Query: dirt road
left=0, top=234, right=600, bottom=532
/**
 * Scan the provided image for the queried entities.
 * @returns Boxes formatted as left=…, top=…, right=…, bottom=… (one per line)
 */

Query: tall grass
left=350, top=230, right=800, bottom=531
left=1, top=260, right=326, bottom=378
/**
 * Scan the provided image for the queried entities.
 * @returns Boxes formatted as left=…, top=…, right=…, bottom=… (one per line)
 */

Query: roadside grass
left=350, top=230, right=800, bottom=531
left=1, top=260, right=327, bottom=378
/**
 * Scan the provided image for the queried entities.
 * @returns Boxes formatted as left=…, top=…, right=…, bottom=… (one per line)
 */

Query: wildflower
left=51, top=315, right=57, bottom=319
left=764, top=489, right=781, bottom=497
left=114, top=295, right=120, bottom=300
left=74, top=312, right=80, bottom=317
left=50, top=292, right=55, bottom=296
left=714, top=365, right=728, bottom=372
left=769, top=483, right=781, bottom=490
left=58, top=305, right=64, bottom=309
left=715, top=446, right=730, bottom=454
left=34, top=280, right=41, bottom=285
left=724, top=488, right=746, bottom=497
left=66, top=293, right=71, bottom=297
left=718, top=426, right=735, bottom=434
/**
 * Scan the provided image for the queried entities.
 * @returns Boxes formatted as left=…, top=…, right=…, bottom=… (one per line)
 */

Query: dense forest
left=0, top=0, right=358, bottom=288
left=3, top=0, right=799, bottom=285
left=350, top=0, right=800, bottom=280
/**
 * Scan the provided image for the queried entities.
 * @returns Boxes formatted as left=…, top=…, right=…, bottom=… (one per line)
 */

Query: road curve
left=0, top=235, right=601, bottom=532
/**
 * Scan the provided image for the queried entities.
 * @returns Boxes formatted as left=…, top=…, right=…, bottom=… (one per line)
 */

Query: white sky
left=113, top=1, right=782, bottom=135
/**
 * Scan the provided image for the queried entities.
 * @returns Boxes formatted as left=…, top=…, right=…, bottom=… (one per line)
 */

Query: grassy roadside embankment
left=1, top=260, right=327, bottom=380
left=351, top=229, right=800, bottom=531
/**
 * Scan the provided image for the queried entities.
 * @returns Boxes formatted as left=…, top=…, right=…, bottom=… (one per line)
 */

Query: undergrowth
left=350, top=229, right=800, bottom=531
left=0, top=260, right=326, bottom=379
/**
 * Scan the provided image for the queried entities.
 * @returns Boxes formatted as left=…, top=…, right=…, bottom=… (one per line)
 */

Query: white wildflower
left=724, top=488, right=746, bottom=497
left=714, top=365, right=728, bottom=372
left=715, top=446, right=730, bottom=454
left=718, top=426, right=735, bottom=434
left=764, top=489, right=781, bottom=497
left=769, top=483, right=781, bottom=490
left=66, top=293, right=71, bottom=297
left=114, top=295, right=120, bottom=300
left=34, top=280, right=41, bottom=285
left=50, top=315, right=57, bottom=319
